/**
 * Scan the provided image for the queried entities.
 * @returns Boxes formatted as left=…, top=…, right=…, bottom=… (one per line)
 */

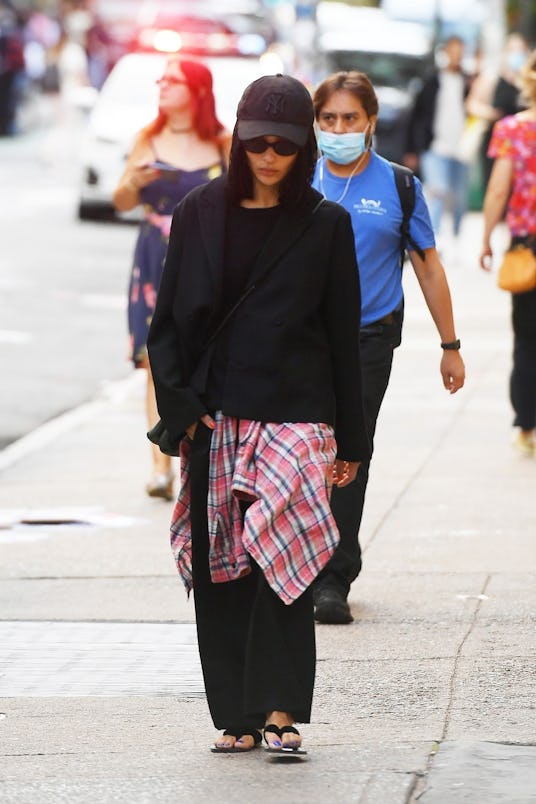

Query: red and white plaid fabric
left=170, top=413, right=340, bottom=605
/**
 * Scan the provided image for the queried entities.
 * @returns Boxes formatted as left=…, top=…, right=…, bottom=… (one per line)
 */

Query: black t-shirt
left=204, top=203, right=281, bottom=409
left=222, top=203, right=281, bottom=311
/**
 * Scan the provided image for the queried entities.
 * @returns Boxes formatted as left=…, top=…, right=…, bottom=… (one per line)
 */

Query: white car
left=77, top=50, right=282, bottom=220
left=315, top=4, right=434, bottom=165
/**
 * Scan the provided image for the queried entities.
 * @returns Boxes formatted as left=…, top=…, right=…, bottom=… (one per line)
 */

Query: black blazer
left=147, top=176, right=370, bottom=462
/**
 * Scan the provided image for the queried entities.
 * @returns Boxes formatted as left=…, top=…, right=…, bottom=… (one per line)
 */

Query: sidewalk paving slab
left=419, top=741, right=536, bottom=803
left=0, top=213, right=535, bottom=803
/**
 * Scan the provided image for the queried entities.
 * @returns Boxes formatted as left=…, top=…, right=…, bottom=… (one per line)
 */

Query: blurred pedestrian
left=147, top=74, right=369, bottom=752
left=480, top=50, right=536, bottom=456
left=85, top=14, right=114, bottom=89
left=22, top=9, right=61, bottom=89
left=312, top=70, right=465, bottom=624
left=405, top=36, right=471, bottom=242
left=113, top=57, right=231, bottom=500
left=466, top=33, right=530, bottom=191
left=0, top=2, right=25, bottom=136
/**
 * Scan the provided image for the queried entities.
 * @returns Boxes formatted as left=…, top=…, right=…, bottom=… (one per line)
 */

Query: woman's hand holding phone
left=129, top=161, right=163, bottom=190
left=148, top=160, right=180, bottom=174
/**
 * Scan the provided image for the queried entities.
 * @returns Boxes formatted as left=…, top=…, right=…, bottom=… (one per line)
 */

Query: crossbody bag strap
left=205, top=198, right=325, bottom=348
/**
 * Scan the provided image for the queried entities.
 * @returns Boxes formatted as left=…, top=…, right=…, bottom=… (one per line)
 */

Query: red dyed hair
left=141, top=58, right=225, bottom=142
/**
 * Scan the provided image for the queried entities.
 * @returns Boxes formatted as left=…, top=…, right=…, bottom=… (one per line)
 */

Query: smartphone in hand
left=148, top=161, right=180, bottom=173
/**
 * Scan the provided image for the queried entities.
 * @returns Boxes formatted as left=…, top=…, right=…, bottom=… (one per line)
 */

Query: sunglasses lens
left=243, top=138, right=298, bottom=156
left=274, top=140, right=299, bottom=156
left=243, top=137, right=267, bottom=153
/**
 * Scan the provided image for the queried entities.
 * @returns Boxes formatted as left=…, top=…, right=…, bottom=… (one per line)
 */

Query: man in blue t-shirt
left=315, top=148, right=436, bottom=326
left=311, top=71, right=465, bottom=625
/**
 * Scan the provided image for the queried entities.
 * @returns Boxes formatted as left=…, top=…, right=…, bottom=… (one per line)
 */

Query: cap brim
left=237, top=119, right=308, bottom=146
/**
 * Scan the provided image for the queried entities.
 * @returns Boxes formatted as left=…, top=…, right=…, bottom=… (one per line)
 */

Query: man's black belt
left=369, top=311, right=396, bottom=327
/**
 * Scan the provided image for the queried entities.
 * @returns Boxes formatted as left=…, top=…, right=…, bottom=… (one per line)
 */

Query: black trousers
left=509, top=244, right=536, bottom=431
left=511, top=287, right=536, bottom=430
left=314, top=309, right=403, bottom=598
left=189, top=422, right=316, bottom=730
left=0, top=71, right=16, bottom=136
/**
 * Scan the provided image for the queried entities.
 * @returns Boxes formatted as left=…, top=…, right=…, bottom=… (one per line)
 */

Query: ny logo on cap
left=264, top=93, right=285, bottom=117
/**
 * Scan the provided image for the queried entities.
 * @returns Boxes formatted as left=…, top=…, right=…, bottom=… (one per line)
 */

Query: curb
left=0, top=370, right=144, bottom=473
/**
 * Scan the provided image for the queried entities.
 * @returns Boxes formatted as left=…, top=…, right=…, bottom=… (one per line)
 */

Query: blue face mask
left=507, top=51, right=527, bottom=73
left=317, top=129, right=368, bottom=164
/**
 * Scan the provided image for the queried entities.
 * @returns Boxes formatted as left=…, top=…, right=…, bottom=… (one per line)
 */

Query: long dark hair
left=227, top=124, right=318, bottom=208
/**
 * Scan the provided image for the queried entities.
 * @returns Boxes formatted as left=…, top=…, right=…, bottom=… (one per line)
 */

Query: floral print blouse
left=488, top=115, right=536, bottom=237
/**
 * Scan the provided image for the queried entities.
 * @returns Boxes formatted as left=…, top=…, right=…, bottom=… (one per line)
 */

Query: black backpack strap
left=391, top=162, right=425, bottom=265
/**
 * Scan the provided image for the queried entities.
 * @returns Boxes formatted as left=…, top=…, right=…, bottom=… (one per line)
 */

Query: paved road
left=0, top=95, right=135, bottom=447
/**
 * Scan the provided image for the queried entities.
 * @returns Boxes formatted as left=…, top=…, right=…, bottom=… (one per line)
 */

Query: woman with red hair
left=114, top=58, right=231, bottom=501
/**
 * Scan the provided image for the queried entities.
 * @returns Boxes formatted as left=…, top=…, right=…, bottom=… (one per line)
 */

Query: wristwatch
left=440, top=339, right=461, bottom=350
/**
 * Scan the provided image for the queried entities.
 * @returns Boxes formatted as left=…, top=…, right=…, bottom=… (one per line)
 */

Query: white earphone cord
left=318, top=151, right=367, bottom=205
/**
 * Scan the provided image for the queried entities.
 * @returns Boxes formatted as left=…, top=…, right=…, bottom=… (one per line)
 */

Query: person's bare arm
left=112, top=136, right=161, bottom=212
left=465, top=72, right=499, bottom=122
left=479, top=157, right=513, bottom=270
left=408, top=248, right=465, bottom=394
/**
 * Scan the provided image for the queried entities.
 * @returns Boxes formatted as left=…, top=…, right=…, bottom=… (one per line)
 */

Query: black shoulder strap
left=391, top=162, right=425, bottom=265
left=206, top=198, right=325, bottom=348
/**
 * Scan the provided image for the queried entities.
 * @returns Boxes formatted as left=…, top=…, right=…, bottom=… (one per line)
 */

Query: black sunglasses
left=242, top=137, right=299, bottom=156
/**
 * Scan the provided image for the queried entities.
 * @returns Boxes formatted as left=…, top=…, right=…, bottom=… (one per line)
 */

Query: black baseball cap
left=236, top=74, right=314, bottom=147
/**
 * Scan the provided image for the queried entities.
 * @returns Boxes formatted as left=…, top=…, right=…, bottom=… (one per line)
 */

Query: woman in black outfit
left=147, top=74, right=369, bottom=754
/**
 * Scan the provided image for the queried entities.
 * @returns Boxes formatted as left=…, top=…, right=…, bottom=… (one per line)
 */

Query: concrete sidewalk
left=0, top=212, right=535, bottom=803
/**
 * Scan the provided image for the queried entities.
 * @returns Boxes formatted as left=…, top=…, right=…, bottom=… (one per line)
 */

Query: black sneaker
left=313, top=588, right=353, bottom=624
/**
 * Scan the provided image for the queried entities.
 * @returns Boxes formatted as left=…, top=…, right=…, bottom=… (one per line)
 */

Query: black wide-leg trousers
left=314, top=312, right=402, bottom=597
left=511, top=287, right=536, bottom=430
left=189, top=422, right=316, bottom=731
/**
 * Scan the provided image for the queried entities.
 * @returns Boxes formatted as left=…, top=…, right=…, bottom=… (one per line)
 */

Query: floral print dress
left=128, top=160, right=223, bottom=367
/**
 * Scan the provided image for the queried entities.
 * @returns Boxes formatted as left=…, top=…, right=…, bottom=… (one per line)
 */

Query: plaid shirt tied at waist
left=170, top=413, right=340, bottom=605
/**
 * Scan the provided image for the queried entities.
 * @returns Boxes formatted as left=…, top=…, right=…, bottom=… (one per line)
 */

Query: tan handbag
left=497, top=243, right=536, bottom=293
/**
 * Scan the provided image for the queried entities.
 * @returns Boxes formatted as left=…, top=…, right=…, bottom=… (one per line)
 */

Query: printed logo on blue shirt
left=353, top=198, right=386, bottom=215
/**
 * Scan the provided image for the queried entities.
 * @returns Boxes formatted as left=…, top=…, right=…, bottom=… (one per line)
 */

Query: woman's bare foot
left=212, top=729, right=261, bottom=752
left=264, top=711, right=302, bottom=749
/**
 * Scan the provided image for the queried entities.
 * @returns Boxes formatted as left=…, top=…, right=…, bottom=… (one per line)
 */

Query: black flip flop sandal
left=211, top=728, right=262, bottom=753
left=263, top=724, right=307, bottom=757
